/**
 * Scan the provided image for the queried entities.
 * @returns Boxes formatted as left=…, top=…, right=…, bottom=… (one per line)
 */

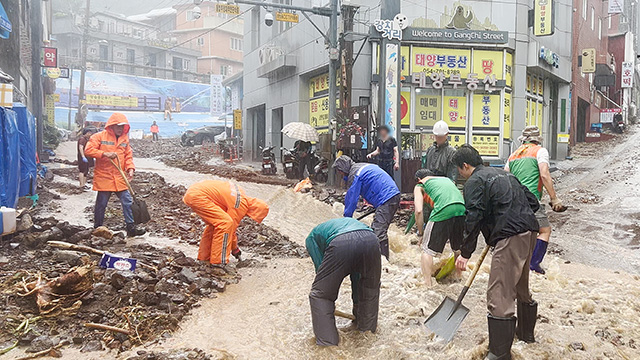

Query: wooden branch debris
left=85, top=322, right=133, bottom=335
left=334, top=310, right=356, bottom=321
left=47, top=240, right=156, bottom=272
left=15, top=340, right=70, bottom=360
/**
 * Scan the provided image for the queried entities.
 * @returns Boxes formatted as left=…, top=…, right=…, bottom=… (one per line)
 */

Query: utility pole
left=76, top=0, right=91, bottom=128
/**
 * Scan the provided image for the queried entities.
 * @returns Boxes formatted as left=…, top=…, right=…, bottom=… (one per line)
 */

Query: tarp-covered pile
left=0, top=103, right=37, bottom=208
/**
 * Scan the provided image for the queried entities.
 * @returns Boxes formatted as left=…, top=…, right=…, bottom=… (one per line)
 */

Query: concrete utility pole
left=327, top=0, right=339, bottom=139
left=378, top=0, right=402, bottom=186
left=76, top=0, right=91, bottom=128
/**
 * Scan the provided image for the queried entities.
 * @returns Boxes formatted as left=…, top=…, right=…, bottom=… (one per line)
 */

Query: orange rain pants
left=183, top=180, right=248, bottom=264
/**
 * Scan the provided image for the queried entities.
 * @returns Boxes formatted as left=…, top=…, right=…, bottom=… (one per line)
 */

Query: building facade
left=53, top=10, right=204, bottom=83
left=172, top=2, right=244, bottom=78
left=242, top=0, right=572, bottom=162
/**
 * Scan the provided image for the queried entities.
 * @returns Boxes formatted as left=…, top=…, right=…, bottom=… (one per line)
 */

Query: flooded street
left=12, top=130, right=640, bottom=360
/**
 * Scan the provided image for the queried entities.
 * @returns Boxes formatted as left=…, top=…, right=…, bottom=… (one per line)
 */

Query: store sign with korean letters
left=411, top=71, right=497, bottom=91
left=621, top=62, right=633, bottom=88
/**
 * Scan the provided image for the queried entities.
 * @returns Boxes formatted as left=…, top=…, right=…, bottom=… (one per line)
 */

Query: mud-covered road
left=4, top=129, right=640, bottom=359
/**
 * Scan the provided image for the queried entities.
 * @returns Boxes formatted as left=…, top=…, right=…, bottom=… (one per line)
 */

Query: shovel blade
left=424, top=296, right=470, bottom=343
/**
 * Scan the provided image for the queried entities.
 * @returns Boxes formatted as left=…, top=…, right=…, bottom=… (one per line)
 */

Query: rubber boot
left=529, top=239, right=548, bottom=275
left=516, top=300, right=538, bottom=343
left=486, top=315, right=516, bottom=360
left=126, top=223, right=146, bottom=237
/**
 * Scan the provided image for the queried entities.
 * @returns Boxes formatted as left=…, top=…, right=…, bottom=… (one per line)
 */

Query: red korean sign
left=42, top=47, right=57, bottom=68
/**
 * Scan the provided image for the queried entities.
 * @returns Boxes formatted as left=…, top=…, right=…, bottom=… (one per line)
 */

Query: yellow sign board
left=534, top=0, right=554, bottom=36
left=309, top=96, right=329, bottom=129
left=421, top=133, right=466, bottom=150
left=414, top=93, right=441, bottom=127
left=215, top=3, right=240, bottom=15
left=275, top=12, right=299, bottom=23
left=443, top=95, right=467, bottom=130
left=85, top=94, right=138, bottom=107
left=581, top=48, right=596, bottom=73
left=309, top=73, right=330, bottom=98
left=401, top=90, right=411, bottom=126
left=473, top=50, right=504, bottom=80
left=538, top=78, right=544, bottom=96
left=557, top=134, right=570, bottom=143
left=472, top=134, right=500, bottom=157
left=504, top=92, right=511, bottom=139
left=233, top=109, right=242, bottom=130
left=412, top=47, right=471, bottom=78
left=472, top=94, right=500, bottom=129
left=53, top=93, right=60, bottom=102
left=45, top=95, right=55, bottom=123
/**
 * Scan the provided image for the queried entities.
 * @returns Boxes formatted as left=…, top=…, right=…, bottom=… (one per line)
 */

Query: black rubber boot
left=126, top=223, right=146, bottom=237
left=486, top=315, right=516, bottom=360
left=516, top=300, right=538, bottom=343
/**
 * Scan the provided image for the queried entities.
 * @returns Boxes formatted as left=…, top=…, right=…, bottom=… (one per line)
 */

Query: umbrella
left=281, top=122, right=320, bottom=142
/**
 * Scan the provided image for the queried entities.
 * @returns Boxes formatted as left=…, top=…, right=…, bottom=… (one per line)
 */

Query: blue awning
left=0, top=2, right=12, bottom=39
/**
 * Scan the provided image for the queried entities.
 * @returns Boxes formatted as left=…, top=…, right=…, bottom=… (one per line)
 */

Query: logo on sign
left=42, top=47, right=57, bottom=68
left=374, top=13, right=408, bottom=40
left=113, top=259, right=133, bottom=271
left=539, top=46, right=559, bottom=68
left=446, top=6, right=474, bottom=30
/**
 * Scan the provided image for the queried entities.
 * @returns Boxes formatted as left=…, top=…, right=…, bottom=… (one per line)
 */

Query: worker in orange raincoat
left=84, top=113, right=146, bottom=237
left=183, top=180, right=269, bottom=265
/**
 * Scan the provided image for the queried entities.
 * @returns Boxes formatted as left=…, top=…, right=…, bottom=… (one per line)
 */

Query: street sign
left=581, top=48, right=596, bottom=73
left=42, top=47, right=57, bottom=68
left=215, top=3, right=240, bottom=15
left=600, top=108, right=621, bottom=123
left=621, top=62, right=633, bottom=88
left=233, top=109, right=242, bottom=130
left=275, top=12, right=299, bottom=23
left=533, top=0, right=554, bottom=36
left=608, top=0, right=624, bottom=14
left=46, top=68, right=61, bottom=79
left=59, top=67, right=70, bottom=79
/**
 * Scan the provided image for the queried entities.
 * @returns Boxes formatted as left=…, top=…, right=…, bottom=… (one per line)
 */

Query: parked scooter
left=313, top=153, right=329, bottom=182
left=259, top=146, right=277, bottom=175
left=281, top=147, right=298, bottom=179
left=613, top=113, right=624, bottom=133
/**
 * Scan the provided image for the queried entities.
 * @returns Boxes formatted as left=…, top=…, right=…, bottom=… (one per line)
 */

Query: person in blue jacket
left=332, top=155, right=401, bottom=260
left=306, top=218, right=381, bottom=346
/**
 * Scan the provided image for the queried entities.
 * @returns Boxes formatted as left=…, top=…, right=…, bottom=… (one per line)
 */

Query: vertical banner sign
left=309, top=73, right=330, bottom=132
left=608, top=0, right=624, bottom=14
left=505, top=52, right=513, bottom=87
left=472, top=94, right=500, bottom=129
left=233, top=109, right=242, bottom=130
left=581, top=49, right=596, bottom=73
left=45, top=95, right=55, bottom=123
left=385, top=43, right=399, bottom=137
left=621, top=62, right=633, bottom=88
left=414, top=93, right=441, bottom=127
left=42, top=47, right=57, bottom=68
left=504, top=92, right=512, bottom=139
left=534, top=0, right=554, bottom=36
left=210, top=75, right=224, bottom=116
left=443, top=95, right=467, bottom=130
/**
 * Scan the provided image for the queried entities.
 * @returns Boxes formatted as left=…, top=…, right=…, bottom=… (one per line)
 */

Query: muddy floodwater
left=18, top=134, right=640, bottom=359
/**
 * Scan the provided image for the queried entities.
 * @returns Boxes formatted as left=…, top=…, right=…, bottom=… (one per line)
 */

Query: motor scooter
left=281, top=147, right=298, bottom=179
left=313, top=153, right=329, bottom=182
left=259, top=146, right=277, bottom=175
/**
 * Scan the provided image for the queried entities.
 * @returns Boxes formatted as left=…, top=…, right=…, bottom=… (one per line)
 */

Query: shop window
left=414, top=88, right=442, bottom=128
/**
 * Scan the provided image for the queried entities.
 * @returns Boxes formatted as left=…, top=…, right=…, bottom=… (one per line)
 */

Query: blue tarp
left=0, top=107, right=21, bottom=208
left=13, top=103, right=37, bottom=196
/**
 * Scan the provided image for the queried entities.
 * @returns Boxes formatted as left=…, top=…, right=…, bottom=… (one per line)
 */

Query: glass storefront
left=397, top=45, right=513, bottom=158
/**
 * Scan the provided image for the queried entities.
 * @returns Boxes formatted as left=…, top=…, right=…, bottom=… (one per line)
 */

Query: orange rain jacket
left=84, top=113, right=135, bottom=192
left=183, top=180, right=270, bottom=264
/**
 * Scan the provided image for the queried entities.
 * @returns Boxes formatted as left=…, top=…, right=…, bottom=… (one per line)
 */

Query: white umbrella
left=281, top=122, right=320, bottom=142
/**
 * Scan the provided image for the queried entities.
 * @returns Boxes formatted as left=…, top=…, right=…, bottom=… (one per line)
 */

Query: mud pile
left=131, top=139, right=296, bottom=187
left=0, top=217, right=239, bottom=355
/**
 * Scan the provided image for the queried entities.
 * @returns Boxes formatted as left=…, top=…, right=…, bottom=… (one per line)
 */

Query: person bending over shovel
left=332, top=155, right=400, bottom=260
left=85, top=113, right=145, bottom=237
left=413, top=169, right=465, bottom=287
left=183, top=180, right=269, bottom=265
left=306, top=217, right=381, bottom=346
left=452, top=145, right=541, bottom=359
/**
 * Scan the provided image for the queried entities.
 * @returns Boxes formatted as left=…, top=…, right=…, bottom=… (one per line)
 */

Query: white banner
left=621, top=62, right=633, bottom=88
left=609, top=0, right=624, bottom=14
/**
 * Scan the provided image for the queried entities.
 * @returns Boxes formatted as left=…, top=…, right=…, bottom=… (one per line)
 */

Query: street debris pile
left=126, top=348, right=218, bottom=360
left=0, top=216, right=241, bottom=355
left=87, top=170, right=305, bottom=259
left=132, top=139, right=296, bottom=187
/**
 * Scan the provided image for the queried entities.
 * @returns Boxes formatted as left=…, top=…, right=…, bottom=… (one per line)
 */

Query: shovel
left=109, top=158, right=151, bottom=225
left=424, top=245, right=490, bottom=342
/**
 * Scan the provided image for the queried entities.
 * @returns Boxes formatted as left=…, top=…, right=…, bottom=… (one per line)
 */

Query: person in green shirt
left=305, top=218, right=381, bottom=346
left=413, top=169, right=466, bottom=286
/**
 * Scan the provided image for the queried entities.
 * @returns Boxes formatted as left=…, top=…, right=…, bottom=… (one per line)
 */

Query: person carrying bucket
left=305, top=217, right=381, bottom=346
left=84, top=113, right=146, bottom=237
left=452, top=145, right=540, bottom=359
left=413, top=169, right=465, bottom=287
left=183, top=180, right=269, bottom=265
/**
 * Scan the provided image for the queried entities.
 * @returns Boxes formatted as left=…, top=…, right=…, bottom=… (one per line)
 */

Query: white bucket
left=0, top=207, right=17, bottom=235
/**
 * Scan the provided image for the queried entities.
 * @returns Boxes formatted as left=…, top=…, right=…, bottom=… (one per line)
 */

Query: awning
left=0, top=2, right=12, bottom=39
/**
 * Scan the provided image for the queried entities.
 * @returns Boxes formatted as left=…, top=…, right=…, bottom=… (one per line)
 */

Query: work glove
left=82, top=157, right=88, bottom=163
left=232, top=247, right=242, bottom=261
left=549, top=198, right=567, bottom=212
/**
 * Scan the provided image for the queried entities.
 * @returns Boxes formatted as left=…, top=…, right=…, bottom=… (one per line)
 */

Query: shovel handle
left=464, top=245, right=490, bottom=288
left=109, top=158, right=136, bottom=197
